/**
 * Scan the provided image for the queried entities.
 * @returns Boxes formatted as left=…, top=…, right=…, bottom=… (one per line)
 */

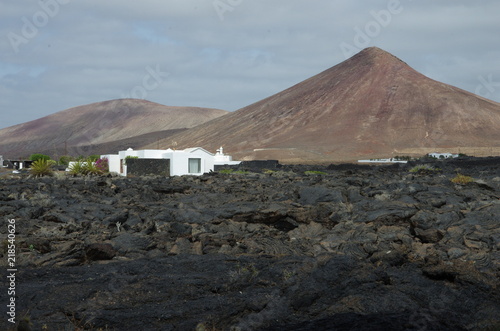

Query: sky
left=1, top=0, right=499, bottom=129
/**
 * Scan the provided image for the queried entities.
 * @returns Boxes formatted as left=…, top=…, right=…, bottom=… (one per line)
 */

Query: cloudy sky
left=1, top=0, right=499, bottom=129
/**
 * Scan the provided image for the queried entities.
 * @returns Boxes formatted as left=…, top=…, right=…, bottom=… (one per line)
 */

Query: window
left=188, top=158, right=201, bottom=173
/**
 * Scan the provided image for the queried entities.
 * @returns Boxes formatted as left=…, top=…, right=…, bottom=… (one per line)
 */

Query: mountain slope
left=148, top=47, right=500, bottom=162
left=0, top=99, right=228, bottom=158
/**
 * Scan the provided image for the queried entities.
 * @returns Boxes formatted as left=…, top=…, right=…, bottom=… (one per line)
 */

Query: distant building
left=3, top=159, right=32, bottom=170
left=358, top=158, right=408, bottom=164
left=101, top=146, right=240, bottom=177
left=428, top=152, right=459, bottom=159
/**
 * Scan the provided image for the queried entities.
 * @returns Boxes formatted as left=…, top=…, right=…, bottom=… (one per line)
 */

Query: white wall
left=166, top=149, right=215, bottom=176
left=429, top=153, right=458, bottom=159
left=102, top=155, right=120, bottom=174
left=358, top=159, right=408, bottom=163
left=102, top=147, right=226, bottom=177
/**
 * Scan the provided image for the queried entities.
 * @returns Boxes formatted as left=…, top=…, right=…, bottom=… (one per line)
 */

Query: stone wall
left=126, top=158, right=170, bottom=177
left=215, top=160, right=281, bottom=172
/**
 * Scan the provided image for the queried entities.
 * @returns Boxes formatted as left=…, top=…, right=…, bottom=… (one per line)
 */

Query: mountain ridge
left=144, top=47, right=500, bottom=162
left=1, top=47, right=499, bottom=162
left=0, top=99, right=228, bottom=158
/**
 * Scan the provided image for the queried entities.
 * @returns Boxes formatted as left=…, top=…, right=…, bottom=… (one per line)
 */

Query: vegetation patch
left=304, top=170, right=327, bottom=175
left=95, top=157, right=109, bottom=173
left=84, top=160, right=102, bottom=175
left=68, top=161, right=86, bottom=176
left=409, top=165, right=441, bottom=173
left=68, top=158, right=108, bottom=176
left=29, top=153, right=51, bottom=162
left=218, top=169, right=248, bottom=175
left=30, top=159, right=56, bottom=177
left=451, top=173, right=474, bottom=185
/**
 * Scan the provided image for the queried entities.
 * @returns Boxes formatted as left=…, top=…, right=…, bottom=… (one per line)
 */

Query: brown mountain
left=0, top=99, right=228, bottom=158
left=146, top=47, right=500, bottom=162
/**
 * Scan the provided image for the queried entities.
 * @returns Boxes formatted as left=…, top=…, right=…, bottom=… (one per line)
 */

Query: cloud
left=1, top=0, right=499, bottom=129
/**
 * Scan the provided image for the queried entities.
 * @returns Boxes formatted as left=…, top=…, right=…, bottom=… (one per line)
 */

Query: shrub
left=68, top=160, right=103, bottom=176
left=68, top=161, right=86, bottom=175
left=29, top=153, right=51, bottom=162
left=451, top=174, right=474, bottom=185
left=88, top=155, right=100, bottom=162
left=304, top=170, right=327, bottom=175
left=58, top=155, right=73, bottom=166
left=95, top=157, right=109, bottom=173
left=30, top=159, right=55, bottom=177
left=84, top=160, right=102, bottom=175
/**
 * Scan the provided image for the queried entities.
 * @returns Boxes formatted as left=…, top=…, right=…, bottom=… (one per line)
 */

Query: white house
left=214, top=146, right=240, bottom=166
left=358, top=158, right=408, bottom=164
left=428, top=152, right=459, bottom=159
left=101, top=146, right=240, bottom=177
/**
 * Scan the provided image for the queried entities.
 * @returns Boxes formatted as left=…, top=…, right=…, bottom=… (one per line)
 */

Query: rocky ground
left=0, top=157, right=499, bottom=330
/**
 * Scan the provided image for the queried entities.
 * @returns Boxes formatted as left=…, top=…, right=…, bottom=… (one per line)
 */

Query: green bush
left=84, top=160, right=102, bottom=175
left=30, top=159, right=55, bottom=177
left=88, top=155, right=100, bottom=162
left=29, top=153, right=51, bottom=162
left=58, top=155, right=73, bottom=166
left=68, top=161, right=86, bottom=175
left=68, top=160, right=103, bottom=176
